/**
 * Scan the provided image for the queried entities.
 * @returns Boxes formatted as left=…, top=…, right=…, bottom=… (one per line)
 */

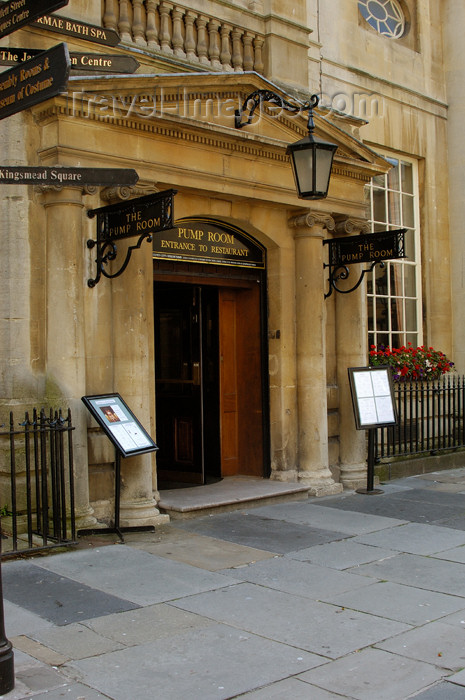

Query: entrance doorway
left=154, top=274, right=268, bottom=486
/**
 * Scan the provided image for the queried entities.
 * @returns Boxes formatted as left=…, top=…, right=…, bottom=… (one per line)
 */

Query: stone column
left=290, top=212, right=342, bottom=496
left=40, top=185, right=97, bottom=529
left=103, top=186, right=169, bottom=527
left=334, top=218, right=371, bottom=490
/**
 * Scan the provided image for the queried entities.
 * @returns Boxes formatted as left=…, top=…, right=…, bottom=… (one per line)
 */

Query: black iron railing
left=375, top=375, right=465, bottom=460
left=0, top=408, right=76, bottom=559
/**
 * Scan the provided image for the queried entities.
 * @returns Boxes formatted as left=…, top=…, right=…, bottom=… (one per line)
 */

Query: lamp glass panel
left=292, top=148, right=314, bottom=194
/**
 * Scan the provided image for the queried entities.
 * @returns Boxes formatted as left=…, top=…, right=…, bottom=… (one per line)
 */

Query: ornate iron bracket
left=86, top=189, right=176, bottom=288
left=324, top=259, right=383, bottom=299
left=86, top=230, right=152, bottom=288
left=235, top=89, right=318, bottom=129
left=323, top=229, right=407, bottom=299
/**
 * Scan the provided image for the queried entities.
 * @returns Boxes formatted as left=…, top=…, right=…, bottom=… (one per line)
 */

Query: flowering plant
left=369, top=343, right=454, bottom=381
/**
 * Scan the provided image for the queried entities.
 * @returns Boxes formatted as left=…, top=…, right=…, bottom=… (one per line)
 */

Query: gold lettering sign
left=153, top=219, right=265, bottom=269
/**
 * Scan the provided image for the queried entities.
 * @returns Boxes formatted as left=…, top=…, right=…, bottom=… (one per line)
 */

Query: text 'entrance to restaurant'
left=153, top=218, right=269, bottom=487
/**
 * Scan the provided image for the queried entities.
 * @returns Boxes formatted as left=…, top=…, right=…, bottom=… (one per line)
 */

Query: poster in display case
left=348, top=366, right=398, bottom=430
left=82, top=393, right=158, bottom=457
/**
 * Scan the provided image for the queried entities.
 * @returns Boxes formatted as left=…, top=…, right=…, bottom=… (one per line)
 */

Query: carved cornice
left=100, top=183, right=159, bottom=203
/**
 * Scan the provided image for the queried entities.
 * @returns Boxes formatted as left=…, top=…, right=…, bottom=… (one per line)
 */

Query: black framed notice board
left=348, top=366, right=398, bottom=430
left=82, top=393, right=158, bottom=457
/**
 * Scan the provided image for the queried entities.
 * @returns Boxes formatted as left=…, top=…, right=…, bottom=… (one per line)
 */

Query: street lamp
left=235, top=90, right=337, bottom=200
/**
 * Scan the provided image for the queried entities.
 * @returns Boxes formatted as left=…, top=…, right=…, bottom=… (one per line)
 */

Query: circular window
left=358, top=0, right=405, bottom=38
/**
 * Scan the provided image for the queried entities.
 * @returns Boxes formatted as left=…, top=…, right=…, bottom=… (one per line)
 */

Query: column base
left=340, top=462, right=378, bottom=491
left=74, top=506, right=98, bottom=531
left=120, top=498, right=170, bottom=528
left=298, top=471, right=343, bottom=497
left=270, top=470, right=299, bottom=483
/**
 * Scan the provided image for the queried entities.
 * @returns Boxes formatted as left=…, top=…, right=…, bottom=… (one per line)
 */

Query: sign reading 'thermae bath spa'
left=153, top=219, right=266, bottom=269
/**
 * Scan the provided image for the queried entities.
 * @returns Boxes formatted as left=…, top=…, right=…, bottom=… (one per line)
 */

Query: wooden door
left=219, top=285, right=263, bottom=477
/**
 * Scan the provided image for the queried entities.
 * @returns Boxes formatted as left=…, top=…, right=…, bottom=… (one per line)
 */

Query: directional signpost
left=0, top=0, right=69, bottom=39
left=0, top=48, right=139, bottom=73
left=32, top=14, right=120, bottom=46
left=0, top=42, right=70, bottom=120
left=0, top=166, right=139, bottom=186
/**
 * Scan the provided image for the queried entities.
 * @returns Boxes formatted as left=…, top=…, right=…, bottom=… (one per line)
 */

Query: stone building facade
left=0, top=0, right=459, bottom=528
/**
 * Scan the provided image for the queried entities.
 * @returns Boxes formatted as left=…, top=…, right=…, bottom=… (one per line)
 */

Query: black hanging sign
left=32, top=14, right=120, bottom=46
left=323, top=228, right=407, bottom=298
left=0, top=0, right=69, bottom=39
left=0, top=48, right=139, bottom=73
left=87, top=189, right=177, bottom=287
left=0, top=42, right=70, bottom=120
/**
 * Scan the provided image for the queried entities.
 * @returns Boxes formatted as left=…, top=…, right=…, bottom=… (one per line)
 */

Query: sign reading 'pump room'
left=153, top=220, right=266, bottom=269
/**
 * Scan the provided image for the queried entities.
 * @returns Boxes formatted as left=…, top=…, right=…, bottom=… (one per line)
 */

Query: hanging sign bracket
left=86, top=189, right=176, bottom=287
left=323, top=229, right=407, bottom=299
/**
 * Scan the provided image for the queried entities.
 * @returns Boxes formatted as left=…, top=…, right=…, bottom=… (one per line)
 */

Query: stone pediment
left=61, top=71, right=390, bottom=182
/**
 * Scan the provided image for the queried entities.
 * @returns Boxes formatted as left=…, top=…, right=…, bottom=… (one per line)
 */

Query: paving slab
left=63, top=623, right=323, bottom=700
left=354, top=522, right=465, bottom=555
left=430, top=545, right=465, bottom=564
left=320, top=581, right=465, bottom=625
left=83, top=602, right=216, bottom=646
left=24, top=684, right=112, bottom=699
left=222, top=556, right=377, bottom=599
left=243, top=502, right=407, bottom=535
left=124, top=527, right=274, bottom=570
left=443, top=670, right=465, bottom=688
left=29, top=622, right=126, bottom=660
left=287, top=539, right=395, bottom=569
left=321, top=490, right=463, bottom=524
left=410, top=682, right=465, bottom=700
left=4, top=599, right=54, bottom=637
left=33, top=544, right=236, bottom=605
left=238, top=677, right=352, bottom=698
left=170, top=581, right=411, bottom=659
left=376, top=619, right=465, bottom=671
left=351, top=553, right=465, bottom=596
left=2, top=560, right=140, bottom=625
left=297, top=647, right=443, bottom=700
left=175, top=511, right=347, bottom=553
left=433, top=513, right=465, bottom=531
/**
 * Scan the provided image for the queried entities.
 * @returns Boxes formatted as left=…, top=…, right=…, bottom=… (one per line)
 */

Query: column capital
left=100, top=183, right=159, bottom=204
left=334, top=216, right=370, bottom=235
left=289, top=210, right=335, bottom=237
left=35, top=184, right=97, bottom=208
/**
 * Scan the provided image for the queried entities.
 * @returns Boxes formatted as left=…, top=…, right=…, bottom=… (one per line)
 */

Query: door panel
left=219, top=293, right=239, bottom=474
left=219, top=285, right=263, bottom=477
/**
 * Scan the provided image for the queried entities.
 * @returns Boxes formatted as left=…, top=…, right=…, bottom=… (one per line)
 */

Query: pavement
left=4, top=468, right=465, bottom=700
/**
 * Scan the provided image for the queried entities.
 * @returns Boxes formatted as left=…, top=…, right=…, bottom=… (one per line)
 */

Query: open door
left=155, top=277, right=266, bottom=486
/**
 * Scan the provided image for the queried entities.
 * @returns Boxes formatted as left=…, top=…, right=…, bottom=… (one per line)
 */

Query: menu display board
left=82, top=394, right=158, bottom=457
left=348, top=366, right=397, bottom=430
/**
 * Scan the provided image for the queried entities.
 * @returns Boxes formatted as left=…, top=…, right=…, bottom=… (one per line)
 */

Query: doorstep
left=158, top=476, right=310, bottom=519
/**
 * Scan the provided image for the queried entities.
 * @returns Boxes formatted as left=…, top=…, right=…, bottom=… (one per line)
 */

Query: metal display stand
left=348, top=366, right=398, bottom=495
left=81, top=394, right=159, bottom=541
